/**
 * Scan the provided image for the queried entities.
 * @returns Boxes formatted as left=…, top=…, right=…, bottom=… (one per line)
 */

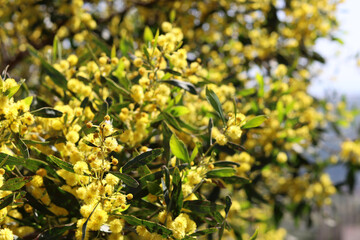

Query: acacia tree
left=0, top=0, right=357, bottom=239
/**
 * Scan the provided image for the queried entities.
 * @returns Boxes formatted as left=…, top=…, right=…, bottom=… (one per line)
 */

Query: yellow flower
left=276, top=152, right=288, bottom=163
left=216, top=134, right=228, bottom=146
left=0, top=228, right=13, bottom=240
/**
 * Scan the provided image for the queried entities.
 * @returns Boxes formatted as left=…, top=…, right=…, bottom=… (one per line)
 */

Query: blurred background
left=287, top=0, right=360, bottom=239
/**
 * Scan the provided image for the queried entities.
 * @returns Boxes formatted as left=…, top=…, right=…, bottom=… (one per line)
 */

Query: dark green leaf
left=162, top=112, right=183, bottom=132
left=27, top=45, right=67, bottom=90
left=170, top=167, right=183, bottom=217
left=82, top=140, right=99, bottom=148
left=14, top=134, right=29, bottom=159
left=225, top=196, right=232, bottom=216
left=183, top=200, right=224, bottom=215
left=162, top=80, right=197, bottom=95
left=82, top=202, right=100, bottom=240
left=44, top=178, right=80, bottom=217
left=117, top=214, right=173, bottom=237
left=213, top=161, right=240, bottom=167
left=162, top=122, right=172, bottom=164
left=110, top=172, right=139, bottom=188
left=206, top=168, right=236, bottom=178
left=222, top=176, right=251, bottom=184
left=208, top=118, right=213, bottom=146
left=190, top=228, right=219, bottom=236
left=1, top=177, right=31, bottom=191
left=242, top=115, right=268, bottom=129
left=26, top=192, right=55, bottom=216
left=163, top=69, right=182, bottom=76
left=122, top=149, right=163, bottom=172
left=91, top=34, right=111, bottom=55
left=31, top=107, right=63, bottom=118
left=0, top=193, right=14, bottom=210
left=46, top=155, right=75, bottom=173
left=38, top=223, right=76, bottom=240
left=103, top=76, right=131, bottom=97
left=205, top=88, right=226, bottom=125
left=0, top=153, right=49, bottom=172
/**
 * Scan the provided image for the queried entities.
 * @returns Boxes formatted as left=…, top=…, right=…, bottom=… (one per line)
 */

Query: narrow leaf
left=1, top=177, right=31, bottom=191
left=205, top=88, right=226, bottom=125
left=47, top=155, right=75, bottom=173
left=110, top=172, right=139, bottom=188
left=242, top=115, right=268, bottom=129
left=31, top=107, right=63, bottom=118
left=27, top=45, right=67, bottom=89
left=162, top=80, right=197, bottom=95
left=170, top=134, right=190, bottom=163
left=206, top=168, right=236, bottom=178
left=122, top=149, right=163, bottom=172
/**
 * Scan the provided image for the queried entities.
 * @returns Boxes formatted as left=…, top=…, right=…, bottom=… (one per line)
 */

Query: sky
left=309, top=0, right=360, bottom=102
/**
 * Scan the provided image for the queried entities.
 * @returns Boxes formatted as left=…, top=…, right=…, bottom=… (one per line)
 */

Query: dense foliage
left=0, top=0, right=358, bottom=239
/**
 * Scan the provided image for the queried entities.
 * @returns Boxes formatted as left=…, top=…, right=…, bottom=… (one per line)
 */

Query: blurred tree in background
left=0, top=0, right=359, bottom=239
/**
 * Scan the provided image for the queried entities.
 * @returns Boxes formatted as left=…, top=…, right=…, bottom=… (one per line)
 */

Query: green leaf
left=242, top=115, right=268, bottom=129
left=47, top=155, right=75, bottom=173
left=162, top=122, right=172, bottom=164
left=170, top=134, right=190, bottom=163
left=27, top=44, right=67, bottom=90
left=31, top=107, right=63, bottom=118
left=14, top=134, right=29, bottom=159
left=103, top=76, right=131, bottom=97
left=152, top=28, right=160, bottom=50
left=0, top=153, right=48, bottom=172
left=122, top=149, right=163, bottom=172
left=206, top=168, right=236, bottom=178
left=190, top=142, right=201, bottom=162
left=170, top=167, right=183, bottom=217
left=205, top=88, right=226, bottom=125
left=44, top=178, right=80, bottom=217
left=111, top=44, right=116, bottom=59
left=0, top=193, right=14, bottom=210
left=120, top=38, right=132, bottom=57
left=162, top=112, right=183, bottom=132
left=23, top=96, right=33, bottom=107
left=91, top=33, right=111, bottom=56
left=225, top=196, right=232, bottom=217
left=82, top=202, right=100, bottom=240
left=190, top=228, right=219, bottom=237
left=256, top=73, right=264, bottom=97
left=82, top=140, right=99, bottom=148
left=168, top=106, right=190, bottom=117
left=26, top=192, right=55, bottom=216
left=169, top=9, right=176, bottom=22
left=238, top=88, right=256, bottom=97
left=222, top=176, right=251, bottom=184
left=38, top=223, right=76, bottom=240
left=163, top=69, right=182, bottom=76
left=162, top=80, right=197, bottom=95
left=226, top=142, right=246, bottom=152
left=4, top=84, right=21, bottom=98
left=144, top=26, right=154, bottom=43
left=213, top=161, right=240, bottom=167
left=110, top=172, right=139, bottom=188
left=249, top=229, right=259, bottom=240
left=183, top=200, right=224, bottom=214
left=208, top=118, right=213, bottom=146
left=0, top=177, right=31, bottom=191
left=117, top=214, right=173, bottom=237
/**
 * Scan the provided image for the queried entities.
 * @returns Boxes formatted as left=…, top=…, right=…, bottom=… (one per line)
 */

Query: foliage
left=0, top=0, right=358, bottom=240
